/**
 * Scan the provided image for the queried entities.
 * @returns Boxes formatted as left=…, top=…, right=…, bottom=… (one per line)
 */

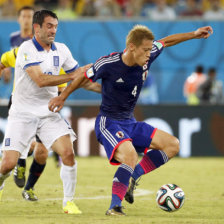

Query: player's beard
left=41, top=35, right=55, bottom=45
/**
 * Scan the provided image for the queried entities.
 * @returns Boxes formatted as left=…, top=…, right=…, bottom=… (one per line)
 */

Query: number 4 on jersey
left=132, top=85, right=138, bottom=97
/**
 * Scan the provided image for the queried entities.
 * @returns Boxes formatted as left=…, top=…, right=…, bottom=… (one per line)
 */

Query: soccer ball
left=156, top=184, right=185, bottom=212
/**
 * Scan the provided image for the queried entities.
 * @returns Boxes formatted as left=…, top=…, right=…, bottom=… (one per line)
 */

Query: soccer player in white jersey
left=48, top=24, right=213, bottom=215
left=0, top=10, right=101, bottom=214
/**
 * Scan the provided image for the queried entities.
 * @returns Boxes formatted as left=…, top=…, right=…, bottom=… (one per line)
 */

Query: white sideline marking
left=4, top=189, right=154, bottom=201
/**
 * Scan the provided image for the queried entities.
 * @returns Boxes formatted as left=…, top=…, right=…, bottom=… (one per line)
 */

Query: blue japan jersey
left=10, top=31, right=30, bottom=48
left=86, top=41, right=164, bottom=120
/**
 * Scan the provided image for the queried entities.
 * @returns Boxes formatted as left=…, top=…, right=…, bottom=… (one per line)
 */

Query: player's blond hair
left=126, top=25, right=154, bottom=47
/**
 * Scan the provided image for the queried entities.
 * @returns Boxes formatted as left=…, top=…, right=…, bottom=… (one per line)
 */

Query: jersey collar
left=32, top=37, right=57, bottom=51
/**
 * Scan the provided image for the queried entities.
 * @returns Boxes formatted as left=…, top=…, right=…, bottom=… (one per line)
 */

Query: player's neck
left=21, top=29, right=32, bottom=38
left=122, top=51, right=137, bottom=67
left=35, top=36, right=52, bottom=51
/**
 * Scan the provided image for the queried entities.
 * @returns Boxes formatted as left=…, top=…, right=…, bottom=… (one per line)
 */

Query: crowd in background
left=0, top=0, right=223, bottom=105
left=0, top=0, right=224, bottom=20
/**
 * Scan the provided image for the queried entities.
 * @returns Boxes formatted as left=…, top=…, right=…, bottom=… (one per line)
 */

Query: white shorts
left=1, top=112, right=76, bottom=159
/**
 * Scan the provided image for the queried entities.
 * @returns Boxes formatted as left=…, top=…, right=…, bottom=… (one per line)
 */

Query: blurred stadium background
left=0, top=1, right=224, bottom=223
left=0, top=0, right=224, bottom=158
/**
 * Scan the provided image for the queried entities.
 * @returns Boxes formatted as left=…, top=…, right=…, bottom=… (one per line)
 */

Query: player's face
left=18, top=9, right=34, bottom=31
left=39, top=16, right=58, bottom=45
left=133, top=39, right=153, bottom=66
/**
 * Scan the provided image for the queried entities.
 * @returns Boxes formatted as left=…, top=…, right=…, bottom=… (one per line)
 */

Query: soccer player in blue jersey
left=2, top=6, right=34, bottom=88
left=48, top=24, right=213, bottom=215
left=10, top=6, right=34, bottom=48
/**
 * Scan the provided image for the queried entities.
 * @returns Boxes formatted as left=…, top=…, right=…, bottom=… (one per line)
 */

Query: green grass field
left=0, top=156, right=224, bottom=224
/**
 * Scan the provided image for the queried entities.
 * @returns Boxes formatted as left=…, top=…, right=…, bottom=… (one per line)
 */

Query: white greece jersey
left=10, top=37, right=78, bottom=117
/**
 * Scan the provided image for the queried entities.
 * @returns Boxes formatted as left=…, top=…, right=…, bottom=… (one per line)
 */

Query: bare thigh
left=114, top=141, right=138, bottom=169
left=150, top=129, right=179, bottom=158
left=51, top=134, right=75, bottom=166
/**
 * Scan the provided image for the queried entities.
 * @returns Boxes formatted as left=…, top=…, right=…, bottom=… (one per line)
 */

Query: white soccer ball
left=156, top=184, right=185, bottom=212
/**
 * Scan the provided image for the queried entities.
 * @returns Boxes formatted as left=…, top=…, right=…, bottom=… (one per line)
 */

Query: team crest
left=53, top=56, right=59, bottom=66
left=142, top=70, right=149, bottom=81
left=5, top=138, right=10, bottom=146
left=116, top=131, right=124, bottom=139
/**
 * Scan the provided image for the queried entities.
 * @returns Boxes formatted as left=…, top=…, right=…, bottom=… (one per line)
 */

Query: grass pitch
left=0, top=156, right=224, bottom=224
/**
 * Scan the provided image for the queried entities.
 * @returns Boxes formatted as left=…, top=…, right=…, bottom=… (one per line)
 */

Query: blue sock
left=24, top=159, right=46, bottom=190
left=17, top=158, right=26, bottom=167
left=110, top=164, right=133, bottom=209
left=132, top=150, right=169, bottom=181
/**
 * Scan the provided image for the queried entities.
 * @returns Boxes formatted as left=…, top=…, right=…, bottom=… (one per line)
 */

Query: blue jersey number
left=132, top=85, right=138, bottom=97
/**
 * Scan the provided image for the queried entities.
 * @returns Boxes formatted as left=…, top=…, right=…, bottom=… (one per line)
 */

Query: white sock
left=60, top=161, right=77, bottom=207
left=0, top=172, right=11, bottom=189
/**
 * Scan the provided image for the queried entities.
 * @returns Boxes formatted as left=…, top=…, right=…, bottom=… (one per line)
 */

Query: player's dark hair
left=18, top=6, right=35, bottom=16
left=196, top=65, right=204, bottom=73
left=33, top=10, right=58, bottom=27
left=208, top=67, right=216, bottom=74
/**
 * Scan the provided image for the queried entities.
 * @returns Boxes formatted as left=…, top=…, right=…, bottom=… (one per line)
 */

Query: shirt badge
left=116, top=131, right=124, bottom=139
left=53, top=56, right=59, bottom=66
left=5, top=138, right=10, bottom=146
left=86, top=67, right=94, bottom=78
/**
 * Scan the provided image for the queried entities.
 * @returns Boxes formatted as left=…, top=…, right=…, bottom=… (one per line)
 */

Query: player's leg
left=1, top=113, right=38, bottom=200
left=0, top=150, right=20, bottom=200
left=125, top=128, right=179, bottom=204
left=106, top=141, right=138, bottom=216
left=95, top=115, right=138, bottom=216
left=53, top=151, right=61, bottom=167
left=13, top=141, right=35, bottom=188
left=51, top=134, right=81, bottom=214
left=22, top=140, right=48, bottom=201
left=38, top=113, right=79, bottom=214
left=132, top=129, right=179, bottom=180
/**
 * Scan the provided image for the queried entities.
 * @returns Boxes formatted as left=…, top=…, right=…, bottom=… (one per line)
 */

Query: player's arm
left=82, top=81, right=101, bottom=93
left=0, top=63, right=6, bottom=78
left=159, top=26, right=213, bottom=48
left=26, top=64, right=92, bottom=87
left=57, top=67, right=101, bottom=93
left=48, top=70, right=89, bottom=112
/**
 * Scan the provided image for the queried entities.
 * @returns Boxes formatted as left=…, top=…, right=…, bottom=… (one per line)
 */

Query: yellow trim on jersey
left=0, top=47, right=67, bottom=89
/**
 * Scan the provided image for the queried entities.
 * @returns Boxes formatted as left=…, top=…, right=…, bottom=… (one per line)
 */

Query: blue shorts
left=95, top=114, right=157, bottom=165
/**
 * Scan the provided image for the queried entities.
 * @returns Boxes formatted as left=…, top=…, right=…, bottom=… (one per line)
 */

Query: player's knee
left=169, top=137, right=180, bottom=158
left=60, top=147, right=74, bottom=166
left=122, top=150, right=138, bottom=169
left=0, top=158, right=16, bottom=174
left=34, top=151, right=48, bottom=164
left=34, top=144, right=48, bottom=164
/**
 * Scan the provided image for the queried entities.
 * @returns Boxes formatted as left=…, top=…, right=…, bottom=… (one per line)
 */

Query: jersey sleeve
left=61, top=44, right=79, bottom=73
left=149, top=40, right=164, bottom=63
left=84, top=56, right=108, bottom=82
left=17, top=43, right=41, bottom=70
left=1, top=48, right=17, bottom=68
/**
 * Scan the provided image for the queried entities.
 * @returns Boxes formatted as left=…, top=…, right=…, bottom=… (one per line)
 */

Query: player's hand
left=70, top=63, right=93, bottom=80
left=48, top=96, right=64, bottom=112
left=194, top=26, right=213, bottom=39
